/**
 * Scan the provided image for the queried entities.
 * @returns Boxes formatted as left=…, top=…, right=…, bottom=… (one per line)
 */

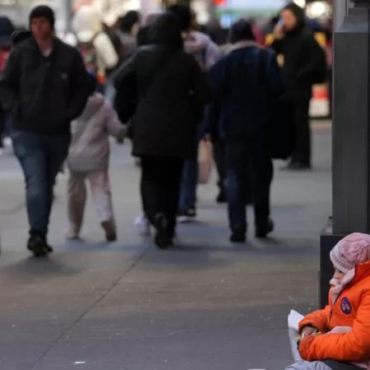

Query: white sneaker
left=134, top=215, right=150, bottom=236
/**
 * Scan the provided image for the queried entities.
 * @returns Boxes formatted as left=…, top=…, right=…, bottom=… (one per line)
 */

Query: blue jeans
left=226, top=138, right=273, bottom=233
left=179, top=156, right=198, bottom=212
left=11, top=131, right=70, bottom=236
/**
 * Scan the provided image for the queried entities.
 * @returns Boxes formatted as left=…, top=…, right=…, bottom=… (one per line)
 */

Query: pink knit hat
left=330, top=233, right=370, bottom=273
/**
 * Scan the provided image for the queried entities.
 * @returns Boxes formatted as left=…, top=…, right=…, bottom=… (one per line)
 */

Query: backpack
left=0, top=45, right=11, bottom=72
left=77, top=39, right=98, bottom=75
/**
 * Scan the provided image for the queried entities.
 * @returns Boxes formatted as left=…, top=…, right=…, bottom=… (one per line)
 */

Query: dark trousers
left=226, top=138, right=273, bottom=233
left=213, top=141, right=226, bottom=191
left=141, top=156, right=184, bottom=236
left=11, top=131, right=70, bottom=237
left=291, top=99, right=311, bottom=167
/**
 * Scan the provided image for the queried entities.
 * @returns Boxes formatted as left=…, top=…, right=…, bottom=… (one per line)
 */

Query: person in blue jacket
left=205, top=19, right=285, bottom=243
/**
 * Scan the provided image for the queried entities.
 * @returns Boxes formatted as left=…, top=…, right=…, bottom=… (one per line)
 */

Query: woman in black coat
left=114, top=13, right=209, bottom=248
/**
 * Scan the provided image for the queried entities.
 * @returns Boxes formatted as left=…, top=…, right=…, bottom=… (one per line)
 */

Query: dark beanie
left=29, top=5, right=55, bottom=27
left=229, top=19, right=255, bottom=44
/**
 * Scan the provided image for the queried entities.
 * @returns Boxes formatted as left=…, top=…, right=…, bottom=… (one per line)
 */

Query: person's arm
left=66, top=50, right=91, bottom=121
left=104, top=100, right=126, bottom=140
left=202, top=61, right=224, bottom=140
left=94, top=33, right=119, bottom=70
left=113, top=52, right=137, bottom=90
left=191, top=57, right=211, bottom=107
left=270, top=39, right=283, bottom=55
left=205, top=38, right=221, bottom=70
left=296, top=35, right=325, bottom=83
left=0, top=48, right=21, bottom=113
left=299, top=305, right=331, bottom=334
left=299, top=293, right=370, bottom=362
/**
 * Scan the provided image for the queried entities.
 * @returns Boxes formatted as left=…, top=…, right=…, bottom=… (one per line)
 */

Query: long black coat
left=114, top=45, right=210, bottom=158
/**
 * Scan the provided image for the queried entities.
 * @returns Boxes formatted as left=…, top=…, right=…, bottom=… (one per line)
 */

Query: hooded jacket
left=0, top=36, right=91, bottom=135
left=298, top=261, right=370, bottom=369
left=68, top=93, right=125, bottom=172
left=271, top=3, right=324, bottom=100
left=183, top=31, right=220, bottom=71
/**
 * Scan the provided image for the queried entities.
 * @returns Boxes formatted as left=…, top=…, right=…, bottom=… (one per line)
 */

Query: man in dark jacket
left=206, top=20, right=285, bottom=243
left=271, top=3, right=324, bottom=170
left=0, top=5, right=91, bottom=257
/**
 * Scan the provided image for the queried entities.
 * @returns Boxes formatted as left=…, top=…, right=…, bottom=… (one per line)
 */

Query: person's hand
left=301, top=326, right=317, bottom=338
left=274, top=24, right=284, bottom=40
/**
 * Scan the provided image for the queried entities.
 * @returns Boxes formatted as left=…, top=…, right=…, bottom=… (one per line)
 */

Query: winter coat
left=270, top=4, right=323, bottom=100
left=72, top=6, right=118, bottom=71
left=114, top=45, right=210, bottom=158
left=298, top=261, right=370, bottom=368
left=67, top=93, right=125, bottom=172
left=183, top=30, right=220, bottom=71
left=205, top=42, right=285, bottom=141
left=0, top=36, right=91, bottom=136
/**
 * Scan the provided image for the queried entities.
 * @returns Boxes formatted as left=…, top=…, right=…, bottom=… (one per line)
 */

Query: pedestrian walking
left=271, top=3, right=327, bottom=170
left=167, top=4, right=220, bottom=222
left=114, top=12, right=210, bottom=249
left=0, top=5, right=91, bottom=257
left=206, top=20, right=285, bottom=243
left=66, top=74, right=125, bottom=242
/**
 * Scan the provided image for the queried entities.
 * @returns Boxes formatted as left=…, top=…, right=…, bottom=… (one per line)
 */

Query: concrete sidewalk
left=0, top=126, right=331, bottom=370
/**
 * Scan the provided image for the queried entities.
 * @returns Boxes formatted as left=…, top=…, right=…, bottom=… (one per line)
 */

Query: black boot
left=230, top=229, right=246, bottom=244
left=154, top=214, right=171, bottom=249
left=255, top=219, right=274, bottom=239
left=27, top=233, right=50, bottom=257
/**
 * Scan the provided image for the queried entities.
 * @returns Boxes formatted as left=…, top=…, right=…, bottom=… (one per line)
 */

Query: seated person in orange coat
left=288, top=233, right=370, bottom=370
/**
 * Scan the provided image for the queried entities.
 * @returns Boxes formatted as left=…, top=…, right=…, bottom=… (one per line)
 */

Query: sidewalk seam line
left=31, top=248, right=148, bottom=369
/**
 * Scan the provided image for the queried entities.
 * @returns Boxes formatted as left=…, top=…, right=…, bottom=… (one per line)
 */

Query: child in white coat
left=66, top=75, right=125, bottom=241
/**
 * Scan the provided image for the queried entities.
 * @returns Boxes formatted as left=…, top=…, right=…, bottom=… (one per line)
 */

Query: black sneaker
left=255, top=219, right=274, bottom=239
left=27, top=235, right=49, bottom=257
left=154, top=214, right=171, bottom=249
left=230, top=231, right=246, bottom=244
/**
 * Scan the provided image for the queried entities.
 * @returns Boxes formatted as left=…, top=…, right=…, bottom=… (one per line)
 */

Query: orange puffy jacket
left=298, top=261, right=370, bottom=363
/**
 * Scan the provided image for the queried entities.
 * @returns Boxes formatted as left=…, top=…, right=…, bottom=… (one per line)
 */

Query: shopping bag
left=288, top=310, right=304, bottom=362
left=198, top=140, right=213, bottom=185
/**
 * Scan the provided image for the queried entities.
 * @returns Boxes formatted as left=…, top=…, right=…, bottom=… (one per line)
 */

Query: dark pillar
left=320, top=0, right=370, bottom=307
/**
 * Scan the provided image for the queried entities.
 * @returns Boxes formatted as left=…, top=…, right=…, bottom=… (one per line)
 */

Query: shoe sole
left=101, top=221, right=117, bottom=242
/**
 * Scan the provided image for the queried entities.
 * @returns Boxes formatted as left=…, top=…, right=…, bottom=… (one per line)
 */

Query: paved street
left=0, top=123, right=331, bottom=370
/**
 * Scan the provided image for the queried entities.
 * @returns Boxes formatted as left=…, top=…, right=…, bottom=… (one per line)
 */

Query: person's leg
left=286, top=361, right=332, bottom=370
left=67, top=172, right=87, bottom=239
left=141, top=156, right=172, bottom=248
left=163, top=157, right=184, bottom=239
left=250, top=140, right=274, bottom=238
left=178, top=157, right=198, bottom=218
left=88, top=171, right=117, bottom=242
left=213, top=141, right=227, bottom=203
left=226, top=141, right=248, bottom=242
left=140, top=156, right=163, bottom=227
left=0, top=109, right=5, bottom=151
left=44, top=135, right=70, bottom=234
left=290, top=100, right=311, bottom=169
left=11, top=131, right=50, bottom=255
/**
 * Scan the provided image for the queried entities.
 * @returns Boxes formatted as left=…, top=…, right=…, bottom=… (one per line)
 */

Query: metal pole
left=333, top=0, right=347, bottom=31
